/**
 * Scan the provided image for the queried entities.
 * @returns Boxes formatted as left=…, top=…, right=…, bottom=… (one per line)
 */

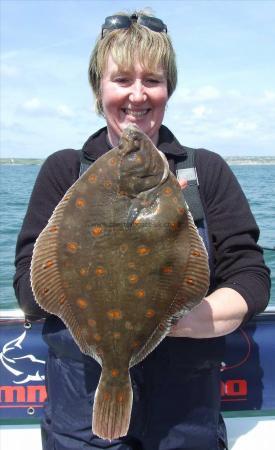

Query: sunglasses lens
left=101, top=14, right=167, bottom=37
left=103, top=15, right=131, bottom=29
left=102, top=15, right=131, bottom=36
left=138, top=16, right=167, bottom=32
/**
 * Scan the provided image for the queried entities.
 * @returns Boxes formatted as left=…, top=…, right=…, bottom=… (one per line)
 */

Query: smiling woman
left=13, top=8, right=270, bottom=450
left=99, top=57, right=168, bottom=146
left=88, top=13, right=177, bottom=115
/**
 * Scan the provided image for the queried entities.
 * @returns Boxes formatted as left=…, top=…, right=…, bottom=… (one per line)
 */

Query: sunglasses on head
left=101, top=13, right=167, bottom=38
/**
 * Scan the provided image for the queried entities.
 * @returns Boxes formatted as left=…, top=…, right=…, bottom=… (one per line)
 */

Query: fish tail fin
left=92, top=368, right=133, bottom=440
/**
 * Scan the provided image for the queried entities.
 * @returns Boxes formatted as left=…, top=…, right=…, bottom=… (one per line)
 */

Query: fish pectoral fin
left=126, top=190, right=158, bottom=227
left=92, top=368, right=133, bottom=440
left=126, top=199, right=143, bottom=227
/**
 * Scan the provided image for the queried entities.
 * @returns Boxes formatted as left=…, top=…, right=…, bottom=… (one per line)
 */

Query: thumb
left=179, top=179, right=188, bottom=190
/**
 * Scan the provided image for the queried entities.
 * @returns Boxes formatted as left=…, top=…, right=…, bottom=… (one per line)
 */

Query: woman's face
left=100, top=55, right=168, bottom=147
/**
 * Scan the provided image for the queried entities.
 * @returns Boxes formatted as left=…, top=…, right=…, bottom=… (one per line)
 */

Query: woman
left=14, top=11, right=270, bottom=450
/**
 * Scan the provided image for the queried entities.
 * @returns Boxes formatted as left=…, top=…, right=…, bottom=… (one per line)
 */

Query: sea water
left=0, top=162, right=274, bottom=310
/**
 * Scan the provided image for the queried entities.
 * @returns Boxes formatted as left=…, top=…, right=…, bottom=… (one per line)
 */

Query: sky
left=1, top=0, right=275, bottom=158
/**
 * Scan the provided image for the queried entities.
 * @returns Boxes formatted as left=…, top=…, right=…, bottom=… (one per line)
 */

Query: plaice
left=31, top=124, right=209, bottom=440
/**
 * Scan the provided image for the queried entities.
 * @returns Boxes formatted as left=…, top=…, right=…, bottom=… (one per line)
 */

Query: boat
left=1, top=306, right=275, bottom=449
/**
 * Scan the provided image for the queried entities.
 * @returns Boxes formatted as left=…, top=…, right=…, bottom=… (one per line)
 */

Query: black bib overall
left=41, top=149, right=228, bottom=450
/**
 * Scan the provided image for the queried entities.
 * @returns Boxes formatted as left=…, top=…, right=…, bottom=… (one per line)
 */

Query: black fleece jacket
left=14, top=126, right=270, bottom=322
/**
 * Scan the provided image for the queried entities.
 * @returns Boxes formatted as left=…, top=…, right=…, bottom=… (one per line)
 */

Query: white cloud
left=0, top=63, right=19, bottom=77
left=56, top=104, right=74, bottom=118
left=235, top=121, right=257, bottom=132
left=192, top=105, right=213, bottom=118
left=22, top=97, right=43, bottom=112
left=20, top=98, right=75, bottom=119
left=263, top=90, right=275, bottom=103
left=195, top=86, right=220, bottom=101
left=171, top=85, right=221, bottom=105
left=165, top=85, right=275, bottom=155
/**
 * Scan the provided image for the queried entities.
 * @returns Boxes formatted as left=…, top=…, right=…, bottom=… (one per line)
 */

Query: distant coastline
left=1, top=157, right=275, bottom=166
left=225, top=156, right=275, bottom=165
left=0, top=158, right=44, bottom=165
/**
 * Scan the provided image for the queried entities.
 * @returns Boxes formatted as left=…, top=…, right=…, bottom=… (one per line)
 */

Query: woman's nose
left=129, top=81, right=147, bottom=103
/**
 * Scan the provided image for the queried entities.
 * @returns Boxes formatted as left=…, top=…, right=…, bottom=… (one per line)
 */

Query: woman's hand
left=169, top=288, right=249, bottom=338
left=170, top=180, right=249, bottom=338
left=179, top=179, right=188, bottom=189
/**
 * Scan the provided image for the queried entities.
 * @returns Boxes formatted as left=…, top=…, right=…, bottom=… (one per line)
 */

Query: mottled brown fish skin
left=31, top=124, right=209, bottom=440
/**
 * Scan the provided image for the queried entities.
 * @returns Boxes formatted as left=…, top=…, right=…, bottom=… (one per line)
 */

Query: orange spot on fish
left=135, top=289, right=145, bottom=298
left=120, top=243, right=128, bottom=253
left=111, top=369, right=119, bottom=378
left=108, top=157, right=117, bottom=166
left=95, top=266, right=106, bottom=276
left=87, top=318, right=96, bottom=327
left=128, top=274, right=139, bottom=284
left=91, top=226, right=104, bottom=237
left=113, top=332, right=121, bottom=339
left=131, top=340, right=140, bottom=348
left=192, top=250, right=201, bottom=257
left=170, top=222, right=179, bottom=231
left=88, top=174, right=97, bottom=183
left=103, top=392, right=111, bottom=401
left=145, top=309, right=156, bottom=318
left=85, top=284, right=92, bottom=291
left=75, top=197, right=86, bottom=208
left=66, top=242, right=78, bottom=253
left=94, top=333, right=101, bottom=342
left=107, top=309, right=122, bottom=320
left=42, top=287, right=49, bottom=294
left=48, top=225, right=58, bottom=233
left=116, top=392, right=125, bottom=403
left=76, top=297, right=88, bottom=309
left=186, top=277, right=194, bottom=285
left=137, top=245, right=150, bottom=256
left=133, top=218, right=141, bottom=225
left=177, top=207, right=185, bottom=214
left=79, top=267, right=89, bottom=276
left=43, top=260, right=54, bottom=269
left=104, top=180, right=112, bottom=189
left=59, top=294, right=66, bottom=305
left=163, top=187, right=173, bottom=196
left=162, top=266, right=173, bottom=274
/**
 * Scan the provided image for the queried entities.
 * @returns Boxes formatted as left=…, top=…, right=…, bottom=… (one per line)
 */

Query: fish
left=30, top=124, right=209, bottom=440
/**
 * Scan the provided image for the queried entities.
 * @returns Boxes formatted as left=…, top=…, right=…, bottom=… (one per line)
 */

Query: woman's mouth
left=122, top=108, right=150, bottom=118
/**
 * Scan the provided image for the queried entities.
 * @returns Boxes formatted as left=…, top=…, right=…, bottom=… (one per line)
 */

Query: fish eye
left=127, top=153, right=138, bottom=161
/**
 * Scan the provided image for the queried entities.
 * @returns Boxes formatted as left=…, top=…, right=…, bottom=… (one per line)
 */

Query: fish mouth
left=120, top=124, right=144, bottom=149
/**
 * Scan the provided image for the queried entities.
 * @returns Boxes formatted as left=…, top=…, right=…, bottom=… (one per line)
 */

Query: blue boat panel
left=1, top=315, right=275, bottom=422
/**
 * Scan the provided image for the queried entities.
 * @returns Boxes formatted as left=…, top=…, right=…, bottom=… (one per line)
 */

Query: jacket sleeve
left=196, top=149, right=271, bottom=323
left=13, top=150, right=79, bottom=321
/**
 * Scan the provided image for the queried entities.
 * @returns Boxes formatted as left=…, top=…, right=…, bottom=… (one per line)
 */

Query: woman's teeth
left=123, top=109, right=149, bottom=117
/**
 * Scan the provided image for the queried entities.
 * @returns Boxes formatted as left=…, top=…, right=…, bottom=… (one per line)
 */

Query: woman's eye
left=146, top=78, right=160, bottom=84
left=114, top=77, right=130, bottom=84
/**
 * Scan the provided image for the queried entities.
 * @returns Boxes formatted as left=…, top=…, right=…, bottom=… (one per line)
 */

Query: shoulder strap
left=175, top=149, right=204, bottom=222
left=79, top=150, right=95, bottom=177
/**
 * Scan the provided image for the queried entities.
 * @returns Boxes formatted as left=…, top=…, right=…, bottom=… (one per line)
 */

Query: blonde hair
left=89, top=11, right=177, bottom=115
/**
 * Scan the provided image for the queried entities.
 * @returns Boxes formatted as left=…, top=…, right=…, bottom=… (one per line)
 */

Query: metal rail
left=1, top=306, right=275, bottom=320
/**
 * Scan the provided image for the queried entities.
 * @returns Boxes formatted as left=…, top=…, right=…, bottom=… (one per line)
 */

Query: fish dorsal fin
left=30, top=180, right=101, bottom=364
